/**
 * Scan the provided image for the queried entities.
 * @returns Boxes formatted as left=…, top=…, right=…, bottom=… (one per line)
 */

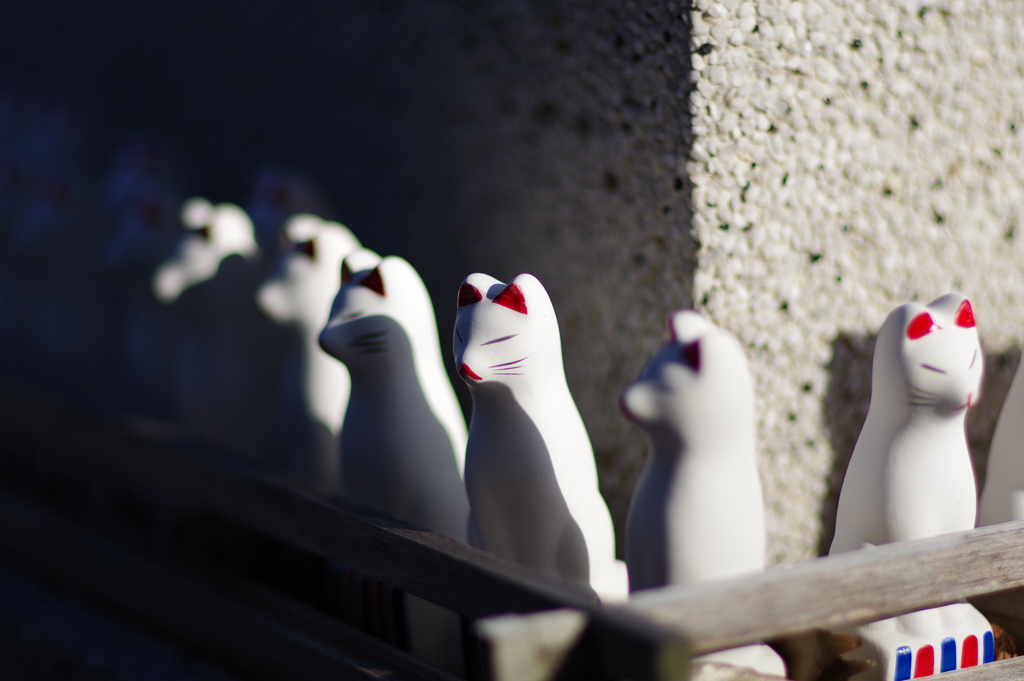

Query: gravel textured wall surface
left=687, top=0, right=1024, bottom=563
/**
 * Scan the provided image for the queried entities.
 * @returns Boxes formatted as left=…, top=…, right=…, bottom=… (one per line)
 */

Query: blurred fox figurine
left=257, top=214, right=360, bottom=490
left=154, top=198, right=286, bottom=466
left=621, top=310, right=785, bottom=677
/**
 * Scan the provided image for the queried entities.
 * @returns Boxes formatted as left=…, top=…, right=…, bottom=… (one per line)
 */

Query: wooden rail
left=0, top=486, right=458, bottom=681
left=2, top=383, right=1024, bottom=681
left=0, top=386, right=685, bottom=681
left=627, top=519, right=1024, bottom=654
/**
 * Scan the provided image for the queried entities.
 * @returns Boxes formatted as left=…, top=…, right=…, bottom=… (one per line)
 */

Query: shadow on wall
left=818, top=333, right=1021, bottom=556
left=0, top=1, right=701, bottom=554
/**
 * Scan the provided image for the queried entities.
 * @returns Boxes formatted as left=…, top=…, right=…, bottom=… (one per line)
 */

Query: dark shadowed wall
left=0, top=1, right=698, bottom=543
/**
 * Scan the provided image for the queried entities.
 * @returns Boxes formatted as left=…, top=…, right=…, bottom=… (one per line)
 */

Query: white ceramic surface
left=153, top=198, right=257, bottom=305
left=454, top=272, right=628, bottom=602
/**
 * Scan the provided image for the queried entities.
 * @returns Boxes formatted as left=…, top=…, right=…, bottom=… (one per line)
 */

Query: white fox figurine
left=319, top=249, right=468, bottom=674
left=154, top=198, right=287, bottom=466
left=978, top=346, right=1024, bottom=527
left=256, top=214, right=360, bottom=490
left=830, top=294, right=993, bottom=681
left=453, top=272, right=628, bottom=602
left=621, top=310, right=785, bottom=677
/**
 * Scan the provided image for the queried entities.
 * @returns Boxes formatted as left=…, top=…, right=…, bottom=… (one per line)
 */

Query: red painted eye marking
left=360, top=267, right=386, bottom=296
left=906, top=312, right=938, bottom=340
left=458, top=283, right=482, bottom=307
left=460, top=363, right=482, bottom=380
left=955, top=300, right=975, bottom=328
left=294, top=239, right=316, bottom=259
left=341, top=259, right=353, bottom=284
left=679, top=339, right=701, bottom=372
left=493, top=284, right=527, bottom=314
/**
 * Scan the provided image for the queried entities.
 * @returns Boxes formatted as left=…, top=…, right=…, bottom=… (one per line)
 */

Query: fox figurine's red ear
left=360, top=266, right=385, bottom=296
left=493, top=283, right=527, bottom=314
left=458, top=283, right=482, bottom=307
left=679, top=340, right=701, bottom=373
left=954, top=300, right=975, bottom=328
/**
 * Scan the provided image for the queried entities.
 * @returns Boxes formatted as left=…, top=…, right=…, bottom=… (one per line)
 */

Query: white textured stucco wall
left=687, top=0, right=1024, bottom=564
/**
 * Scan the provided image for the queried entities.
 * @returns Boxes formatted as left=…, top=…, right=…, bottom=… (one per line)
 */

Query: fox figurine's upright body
left=319, top=249, right=468, bottom=674
left=454, top=272, right=628, bottom=602
left=257, top=214, right=360, bottom=490
left=154, top=198, right=286, bottom=465
left=621, top=310, right=785, bottom=677
left=830, top=294, right=993, bottom=681
left=978, top=339, right=1024, bottom=526
left=319, top=250, right=468, bottom=537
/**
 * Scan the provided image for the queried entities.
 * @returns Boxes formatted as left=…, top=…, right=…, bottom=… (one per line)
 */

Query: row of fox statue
left=2, top=108, right=1020, bottom=678
left=306, top=218, right=1020, bottom=681
left=315, top=247, right=1024, bottom=681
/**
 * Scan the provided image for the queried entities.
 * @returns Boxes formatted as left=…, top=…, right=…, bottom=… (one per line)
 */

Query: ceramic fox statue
left=830, top=294, right=993, bottom=681
left=454, top=272, right=629, bottom=602
left=257, top=214, right=361, bottom=490
left=621, top=310, right=786, bottom=677
left=98, top=135, right=187, bottom=419
left=318, top=249, right=468, bottom=674
left=978, top=349, right=1024, bottom=527
left=153, top=198, right=258, bottom=304
left=154, top=198, right=287, bottom=466
left=245, top=168, right=331, bottom=256
left=318, top=249, right=468, bottom=533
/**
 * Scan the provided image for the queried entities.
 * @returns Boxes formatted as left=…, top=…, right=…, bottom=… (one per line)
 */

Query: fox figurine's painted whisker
left=489, top=357, right=527, bottom=369
left=481, top=333, right=519, bottom=346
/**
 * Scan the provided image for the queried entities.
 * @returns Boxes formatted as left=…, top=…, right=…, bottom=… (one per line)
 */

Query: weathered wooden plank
left=0, top=486, right=458, bottom=681
left=0, top=386, right=689, bottom=681
left=941, top=656, right=1024, bottom=680
left=628, top=520, right=1024, bottom=654
left=476, top=608, right=690, bottom=681
left=476, top=609, right=589, bottom=681
left=0, top=386, right=596, bottom=617
left=26, top=384, right=1024, bottom=678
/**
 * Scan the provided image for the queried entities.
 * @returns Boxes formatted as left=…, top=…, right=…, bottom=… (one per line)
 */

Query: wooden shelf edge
left=0, top=486, right=460, bottom=681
